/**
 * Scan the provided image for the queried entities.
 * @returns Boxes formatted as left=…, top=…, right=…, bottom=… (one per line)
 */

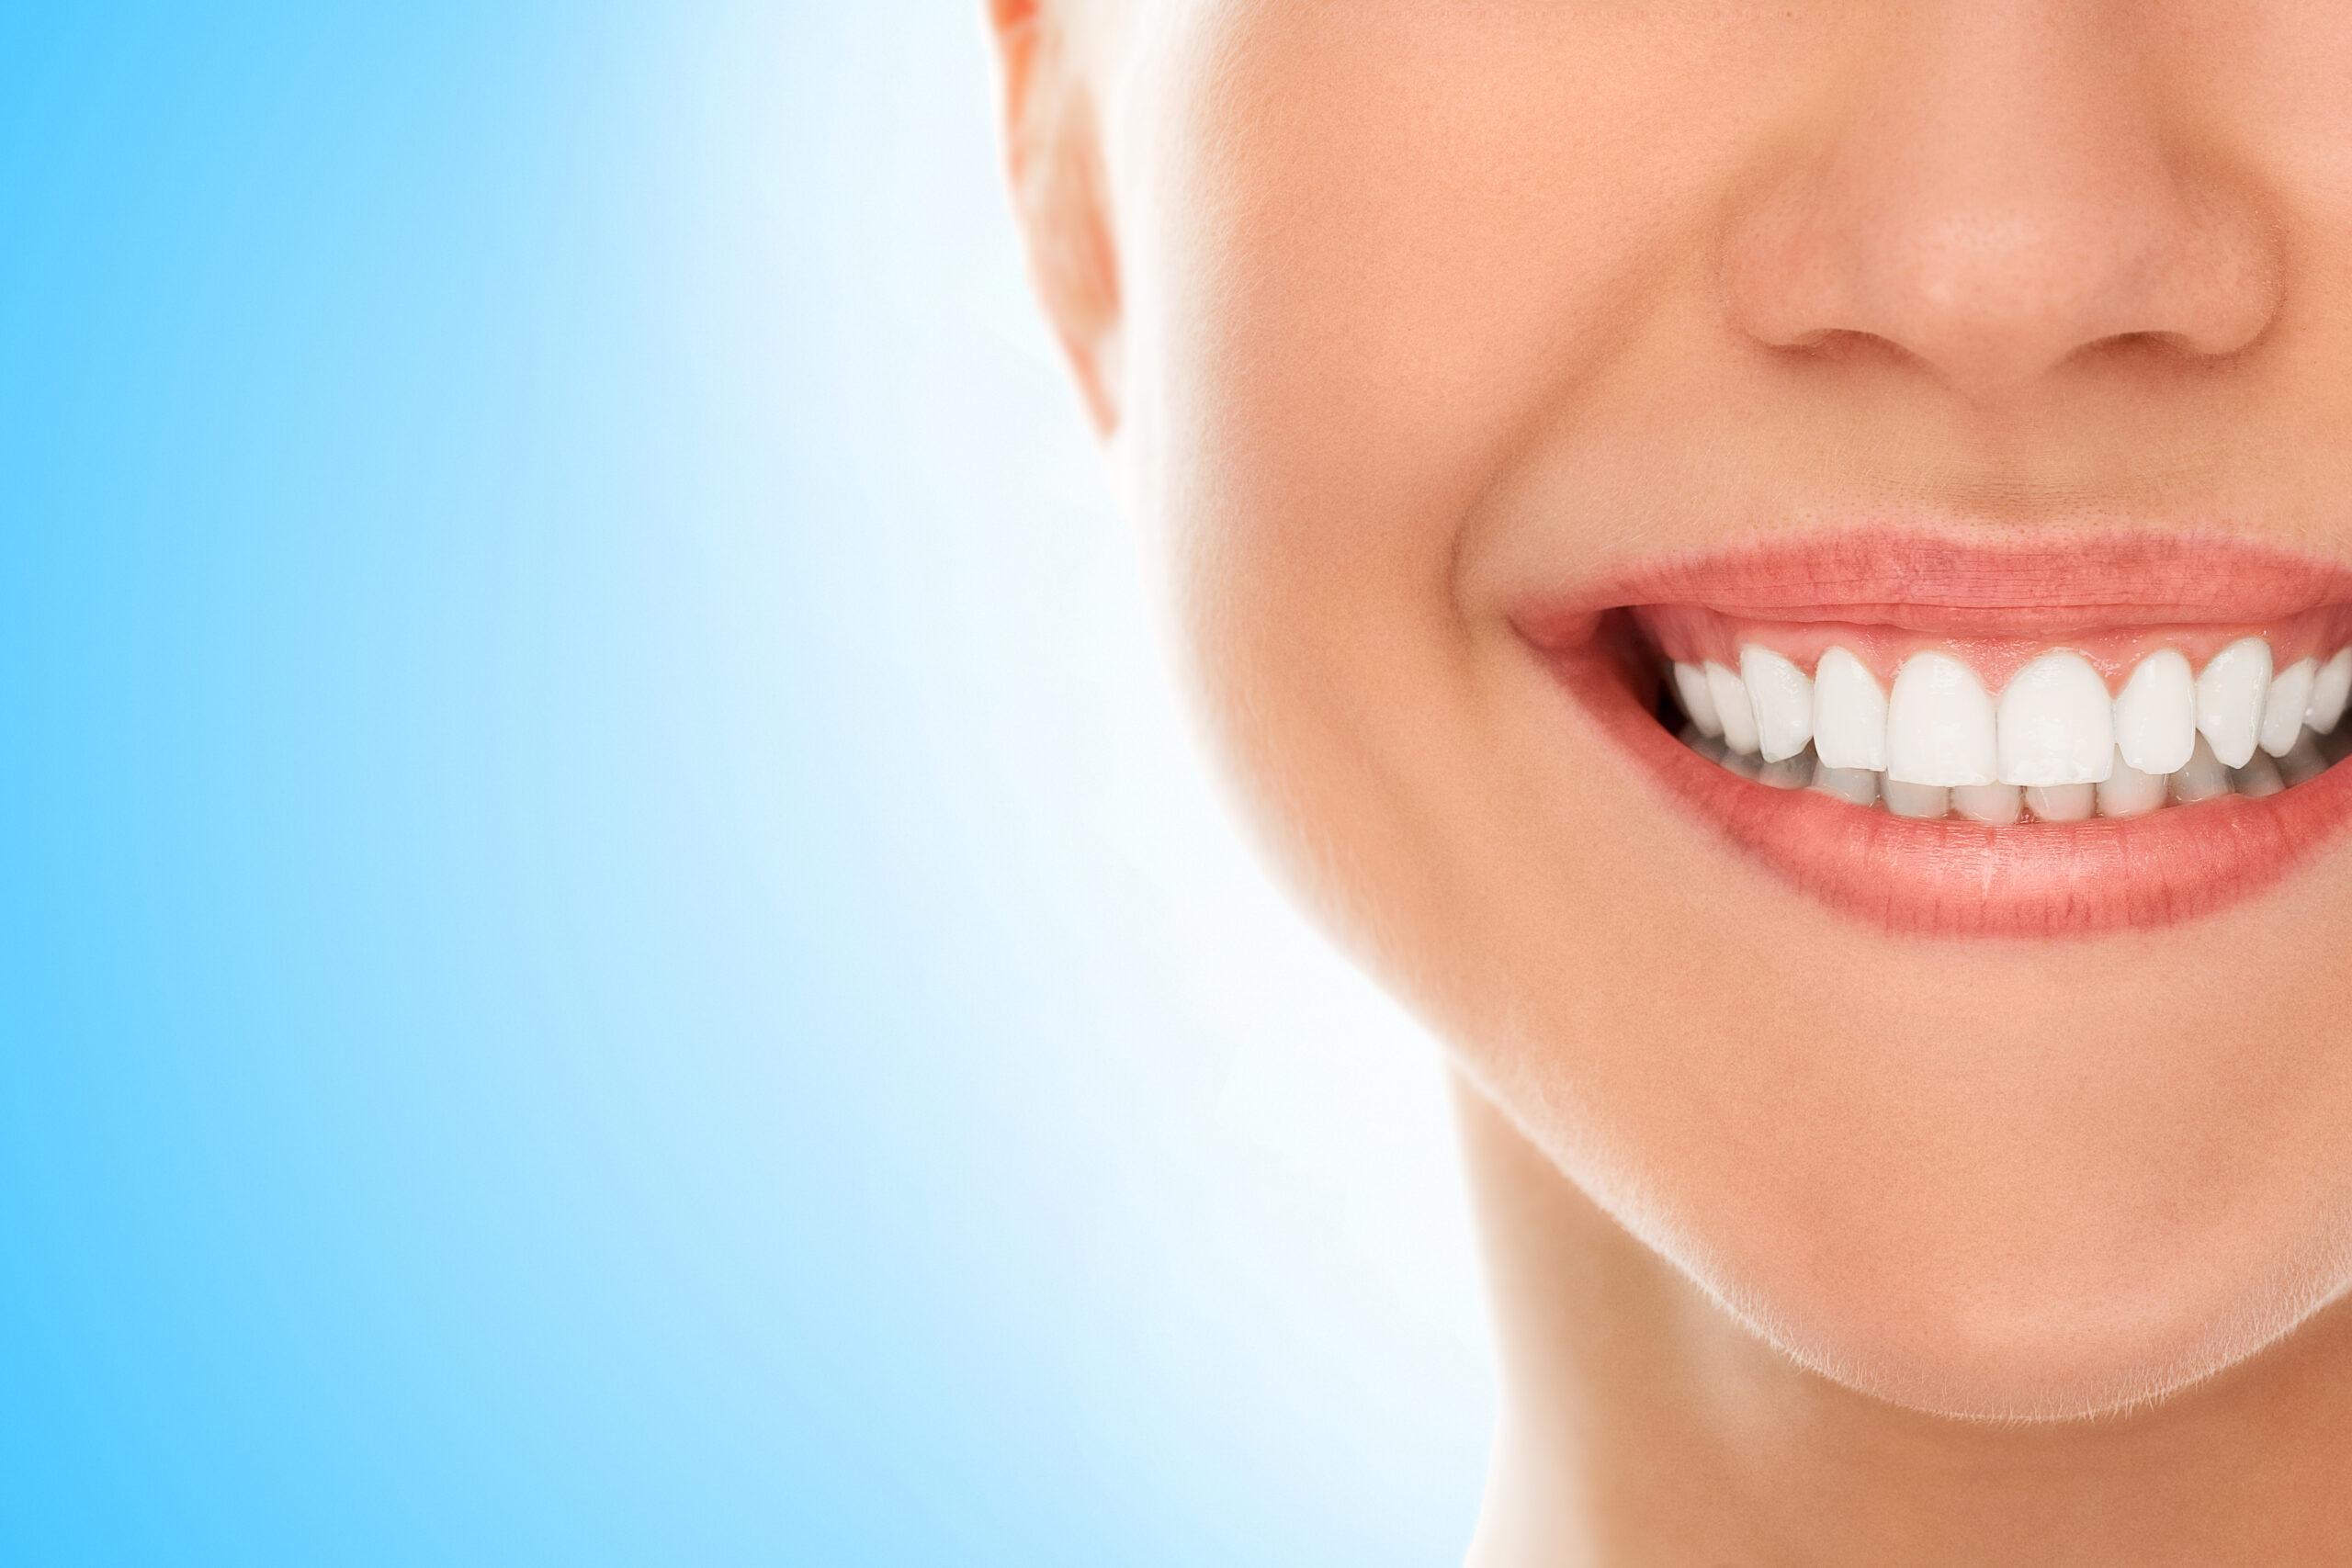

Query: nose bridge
left=1728, top=0, right=2279, bottom=398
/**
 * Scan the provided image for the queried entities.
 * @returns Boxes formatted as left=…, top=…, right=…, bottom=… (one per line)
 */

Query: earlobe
left=987, top=0, right=1124, bottom=435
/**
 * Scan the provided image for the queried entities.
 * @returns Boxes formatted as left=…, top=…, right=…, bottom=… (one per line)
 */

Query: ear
left=987, top=0, right=1124, bottom=435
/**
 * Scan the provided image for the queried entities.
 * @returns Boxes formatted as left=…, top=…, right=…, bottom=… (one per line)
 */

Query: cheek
left=1123, top=3, right=1758, bottom=935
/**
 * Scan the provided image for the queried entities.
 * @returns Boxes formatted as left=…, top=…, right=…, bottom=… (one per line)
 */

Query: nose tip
left=1734, top=192, right=2280, bottom=398
left=1724, top=15, right=2282, bottom=400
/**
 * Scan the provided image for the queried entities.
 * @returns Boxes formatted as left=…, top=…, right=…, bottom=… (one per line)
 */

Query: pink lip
left=1516, top=528, right=2352, bottom=639
left=1515, top=529, right=2352, bottom=937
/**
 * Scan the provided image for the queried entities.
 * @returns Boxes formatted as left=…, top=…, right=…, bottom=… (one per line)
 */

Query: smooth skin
left=989, top=1, right=2352, bottom=1559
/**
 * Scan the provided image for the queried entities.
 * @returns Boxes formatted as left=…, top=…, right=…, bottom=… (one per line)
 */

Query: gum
left=1633, top=604, right=2352, bottom=692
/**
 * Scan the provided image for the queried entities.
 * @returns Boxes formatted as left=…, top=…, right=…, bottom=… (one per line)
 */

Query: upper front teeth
left=2309, top=648, right=2352, bottom=734
left=2264, top=659, right=2318, bottom=759
left=1740, top=646, right=1815, bottom=762
left=1679, top=637, right=2346, bottom=794
left=1996, top=652, right=2113, bottom=786
left=1673, top=662, right=1724, bottom=739
left=1887, top=651, right=1999, bottom=786
left=1708, top=661, right=1760, bottom=756
left=2113, top=650, right=2196, bottom=774
left=1812, top=646, right=1890, bottom=772
left=2196, top=637, right=2271, bottom=768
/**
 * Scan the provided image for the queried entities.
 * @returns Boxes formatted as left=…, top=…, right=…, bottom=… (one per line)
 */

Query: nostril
left=1771, top=327, right=1921, bottom=372
left=2075, top=327, right=2246, bottom=375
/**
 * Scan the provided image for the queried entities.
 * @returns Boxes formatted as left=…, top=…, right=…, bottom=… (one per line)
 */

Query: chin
left=1645, top=1156, right=2352, bottom=1421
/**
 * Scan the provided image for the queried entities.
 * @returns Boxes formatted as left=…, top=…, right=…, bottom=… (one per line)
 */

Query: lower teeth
left=1676, top=724, right=2347, bottom=820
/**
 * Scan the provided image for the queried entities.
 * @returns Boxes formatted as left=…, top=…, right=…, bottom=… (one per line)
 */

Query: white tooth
left=2231, top=753, right=2285, bottom=799
left=1952, top=782, right=2022, bottom=825
left=1707, top=660, right=1760, bottom=756
left=2195, top=637, right=2272, bottom=769
left=1811, top=647, right=1889, bottom=773
left=1740, top=646, right=1815, bottom=763
left=2025, top=783, right=2096, bottom=822
left=1673, top=661, right=1724, bottom=738
left=2262, top=659, right=2317, bottom=758
left=1996, top=651, right=2114, bottom=785
left=1885, top=652, right=1998, bottom=786
left=2096, top=750, right=2167, bottom=818
left=2306, top=648, right=2352, bottom=735
left=2168, top=732, right=2234, bottom=805
left=2279, top=733, right=2329, bottom=785
left=2111, top=650, right=2197, bottom=776
left=1882, top=779, right=1951, bottom=819
left=1811, top=766, right=1881, bottom=807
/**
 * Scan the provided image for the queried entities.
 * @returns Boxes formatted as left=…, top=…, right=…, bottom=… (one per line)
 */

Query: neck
left=1453, top=1073, right=2352, bottom=1567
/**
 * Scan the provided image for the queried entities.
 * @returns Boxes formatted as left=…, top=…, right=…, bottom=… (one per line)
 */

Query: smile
left=1516, top=530, right=2352, bottom=935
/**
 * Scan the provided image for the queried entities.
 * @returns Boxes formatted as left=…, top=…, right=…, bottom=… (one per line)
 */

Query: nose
left=1724, top=3, right=2280, bottom=400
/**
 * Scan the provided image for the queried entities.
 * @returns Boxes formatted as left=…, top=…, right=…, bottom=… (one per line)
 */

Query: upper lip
left=1512, top=526, right=2352, bottom=638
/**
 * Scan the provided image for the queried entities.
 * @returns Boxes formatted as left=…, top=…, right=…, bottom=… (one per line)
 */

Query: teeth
left=1886, top=652, right=1998, bottom=786
left=1741, top=646, right=1815, bottom=763
left=1882, top=780, right=1956, bottom=822
left=2308, top=648, right=2352, bottom=735
left=2261, top=659, right=2317, bottom=758
left=2168, top=732, right=2234, bottom=804
left=1882, top=779, right=1951, bottom=819
left=2196, top=637, right=2272, bottom=769
left=1708, top=660, right=1761, bottom=756
left=2280, top=733, right=2330, bottom=785
left=1952, top=782, right=2022, bottom=825
left=2024, top=783, right=2097, bottom=822
left=2232, top=752, right=2286, bottom=798
left=1812, top=647, right=1890, bottom=772
left=2112, top=649, right=2197, bottom=776
left=1812, top=765, right=1881, bottom=807
left=1672, top=637, right=2342, bottom=817
left=1672, top=662, right=1724, bottom=739
left=1996, top=651, right=2114, bottom=785
left=2097, top=750, right=2168, bottom=818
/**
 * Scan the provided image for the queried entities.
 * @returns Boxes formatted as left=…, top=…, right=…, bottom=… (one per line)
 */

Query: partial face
left=1046, top=0, right=2352, bottom=1416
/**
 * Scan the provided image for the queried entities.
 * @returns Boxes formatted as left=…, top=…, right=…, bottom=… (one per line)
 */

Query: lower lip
left=1539, top=627, right=2352, bottom=938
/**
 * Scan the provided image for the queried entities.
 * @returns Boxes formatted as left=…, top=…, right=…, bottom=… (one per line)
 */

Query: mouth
left=1516, top=530, right=2352, bottom=936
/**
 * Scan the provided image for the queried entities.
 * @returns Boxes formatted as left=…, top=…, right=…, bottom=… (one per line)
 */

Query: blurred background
left=1, top=3, right=1490, bottom=1562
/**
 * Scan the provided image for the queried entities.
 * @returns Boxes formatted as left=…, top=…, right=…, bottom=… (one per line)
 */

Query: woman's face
left=1041, top=0, right=2352, bottom=1417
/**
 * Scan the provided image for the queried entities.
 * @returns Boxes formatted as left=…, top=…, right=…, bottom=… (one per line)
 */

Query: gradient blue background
left=2, top=4, right=1490, bottom=1562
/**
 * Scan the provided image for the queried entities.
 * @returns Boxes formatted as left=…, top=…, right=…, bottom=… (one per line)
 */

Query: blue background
left=3, top=4, right=1489, bottom=1562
